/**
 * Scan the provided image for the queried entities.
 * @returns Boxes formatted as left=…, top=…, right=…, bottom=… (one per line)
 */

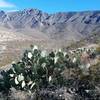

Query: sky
left=0, top=0, right=100, bottom=13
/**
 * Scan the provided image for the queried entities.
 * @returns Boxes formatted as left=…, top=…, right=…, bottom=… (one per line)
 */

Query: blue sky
left=0, top=0, right=100, bottom=13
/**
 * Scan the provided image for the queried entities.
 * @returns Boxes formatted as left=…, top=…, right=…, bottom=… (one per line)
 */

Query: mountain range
left=0, top=9, right=100, bottom=43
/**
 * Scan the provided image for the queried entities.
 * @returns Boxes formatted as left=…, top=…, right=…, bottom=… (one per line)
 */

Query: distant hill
left=0, top=9, right=100, bottom=43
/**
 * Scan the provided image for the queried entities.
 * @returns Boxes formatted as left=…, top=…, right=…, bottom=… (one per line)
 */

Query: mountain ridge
left=0, top=9, right=100, bottom=43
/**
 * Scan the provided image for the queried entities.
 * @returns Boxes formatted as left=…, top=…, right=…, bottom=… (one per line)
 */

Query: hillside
left=0, top=9, right=100, bottom=41
left=0, top=9, right=100, bottom=66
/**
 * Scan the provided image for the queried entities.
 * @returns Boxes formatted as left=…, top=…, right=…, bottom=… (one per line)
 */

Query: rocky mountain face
left=0, top=9, right=100, bottom=42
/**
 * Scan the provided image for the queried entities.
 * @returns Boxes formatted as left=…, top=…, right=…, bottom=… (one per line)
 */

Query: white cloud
left=0, top=0, right=15, bottom=8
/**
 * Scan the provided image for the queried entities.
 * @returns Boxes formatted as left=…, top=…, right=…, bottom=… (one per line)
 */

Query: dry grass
left=0, top=39, right=62, bottom=67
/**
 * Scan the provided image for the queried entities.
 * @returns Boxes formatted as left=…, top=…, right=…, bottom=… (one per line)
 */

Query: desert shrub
left=96, top=46, right=100, bottom=55
left=89, top=62, right=100, bottom=84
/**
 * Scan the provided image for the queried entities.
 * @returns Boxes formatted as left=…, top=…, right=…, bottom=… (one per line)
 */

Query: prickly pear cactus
left=1, top=45, right=73, bottom=92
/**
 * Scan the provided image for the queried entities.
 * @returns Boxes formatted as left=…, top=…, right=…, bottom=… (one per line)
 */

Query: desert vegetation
left=0, top=45, right=100, bottom=100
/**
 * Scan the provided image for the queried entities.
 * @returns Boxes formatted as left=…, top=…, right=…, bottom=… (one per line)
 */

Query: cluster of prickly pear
left=0, top=45, right=74, bottom=92
left=0, top=45, right=97, bottom=93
